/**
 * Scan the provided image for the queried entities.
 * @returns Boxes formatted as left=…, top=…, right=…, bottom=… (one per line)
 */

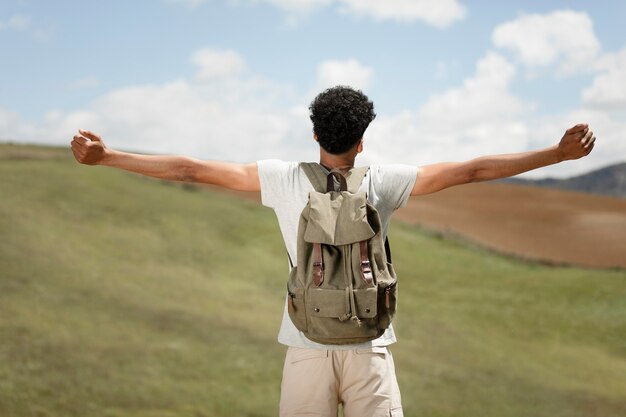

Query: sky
left=1, top=0, right=625, bottom=178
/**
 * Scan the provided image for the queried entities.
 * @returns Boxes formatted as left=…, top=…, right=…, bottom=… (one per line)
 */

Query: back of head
left=309, top=86, right=376, bottom=154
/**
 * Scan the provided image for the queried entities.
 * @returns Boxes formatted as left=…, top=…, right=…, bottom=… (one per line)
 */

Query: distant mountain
left=498, top=162, right=626, bottom=198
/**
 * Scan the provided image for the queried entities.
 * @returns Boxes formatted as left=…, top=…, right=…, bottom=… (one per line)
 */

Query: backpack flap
left=303, top=191, right=375, bottom=245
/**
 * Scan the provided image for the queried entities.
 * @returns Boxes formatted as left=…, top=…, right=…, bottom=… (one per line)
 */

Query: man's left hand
left=557, top=123, right=596, bottom=161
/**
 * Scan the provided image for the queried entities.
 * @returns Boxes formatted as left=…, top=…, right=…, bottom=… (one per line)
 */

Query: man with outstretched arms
left=71, top=86, right=595, bottom=417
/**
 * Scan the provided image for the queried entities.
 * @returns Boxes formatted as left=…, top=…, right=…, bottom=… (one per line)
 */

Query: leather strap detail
left=359, top=240, right=374, bottom=287
left=312, top=243, right=324, bottom=286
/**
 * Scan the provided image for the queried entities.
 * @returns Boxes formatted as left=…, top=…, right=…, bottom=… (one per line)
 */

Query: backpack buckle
left=360, top=260, right=374, bottom=287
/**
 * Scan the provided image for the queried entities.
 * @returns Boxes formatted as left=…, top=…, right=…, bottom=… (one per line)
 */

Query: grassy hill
left=1, top=143, right=625, bottom=417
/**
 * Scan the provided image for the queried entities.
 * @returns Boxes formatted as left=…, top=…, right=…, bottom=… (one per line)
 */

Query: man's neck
left=319, top=150, right=357, bottom=173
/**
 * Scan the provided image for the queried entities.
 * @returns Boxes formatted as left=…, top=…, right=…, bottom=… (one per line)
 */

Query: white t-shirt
left=257, top=159, right=418, bottom=350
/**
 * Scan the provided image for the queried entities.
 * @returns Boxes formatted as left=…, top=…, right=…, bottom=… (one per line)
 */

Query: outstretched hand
left=557, top=123, right=595, bottom=161
left=71, top=129, right=108, bottom=165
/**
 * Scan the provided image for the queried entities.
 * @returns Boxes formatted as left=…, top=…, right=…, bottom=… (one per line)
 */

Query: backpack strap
left=359, top=240, right=374, bottom=286
left=300, top=162, right=328, bottom=193
left=312, top=242, right=324, bottom=286
left=345, top=166, right=369, bottom=193
left=300, top=162, right=370, bottom=193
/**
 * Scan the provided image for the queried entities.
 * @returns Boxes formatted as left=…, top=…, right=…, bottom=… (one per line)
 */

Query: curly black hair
left=309, top=86, right=376, bottom=155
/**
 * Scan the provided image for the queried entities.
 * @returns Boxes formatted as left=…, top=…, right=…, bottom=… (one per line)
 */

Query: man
left=71, top=86, right=595, bottom=416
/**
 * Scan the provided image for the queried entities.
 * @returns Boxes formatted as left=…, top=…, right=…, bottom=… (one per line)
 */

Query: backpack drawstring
left=349, top=298, right=362, bottom=327
left=340, top=281, right=362, bottom=326
left=339, top=287, right=352, bottom=322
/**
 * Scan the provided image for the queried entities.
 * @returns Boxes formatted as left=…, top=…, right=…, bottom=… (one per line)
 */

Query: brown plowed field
left=202, top=182, right=626, bottom=270
left=395, top=182, right=626, bottom=269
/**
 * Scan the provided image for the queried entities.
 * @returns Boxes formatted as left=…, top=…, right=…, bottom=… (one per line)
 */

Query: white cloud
left=72, top=77, right=304, bottom=161
left=248, top=0, right=466, bottom=27
left=263, top=0, right=332, bottom=26
left=167, top=0, right=468, bottom=28
left=420, top=52, right=521, bottom=120
left=1, top=54, right=371, bottom=165
left=492, top=10, right=600, bottom=75
left=265, top=0, right=332, bottom=14
left=191, top=48, right=247, bottom=80
left=163, top=0, right=207, bottom=7
left=363, top=52, right=532, bottom=167
left=528, top=108, right=626, bottom=178
left=0, top=45, right=618, bottom=180
left=0, top=14, right=31, bottom=31
left=315, top=59, right=374, bottom=92
left=337, top=0, right=466, bottom=27
left=1, top=47, right=311, bottom=163
left=582, top=47, right=626, bottom=109
left=361, top=51, right=620, bottom=179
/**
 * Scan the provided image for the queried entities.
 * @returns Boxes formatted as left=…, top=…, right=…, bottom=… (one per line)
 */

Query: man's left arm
left=410, top=123, right=596, bottom=196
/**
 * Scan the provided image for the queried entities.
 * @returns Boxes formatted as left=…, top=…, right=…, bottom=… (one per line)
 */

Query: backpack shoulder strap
left=345, top=166, right=369, bottom=193
left=301, top=162, right=370, bottom=193
left=300, top=162, right=327, bottom=193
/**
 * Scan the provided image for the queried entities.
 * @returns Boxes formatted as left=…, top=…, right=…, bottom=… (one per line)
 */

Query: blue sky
left=2, top=0, right=625, bottom=178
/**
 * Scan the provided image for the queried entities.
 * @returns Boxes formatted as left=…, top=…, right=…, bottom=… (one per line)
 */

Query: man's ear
left=357, top=138, right=364, bottom=153
left=313, top=133, right=319, bottom=142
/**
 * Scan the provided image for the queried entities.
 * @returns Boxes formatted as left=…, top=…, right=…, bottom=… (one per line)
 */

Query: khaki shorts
left=279, top=346, right=403, bottom=417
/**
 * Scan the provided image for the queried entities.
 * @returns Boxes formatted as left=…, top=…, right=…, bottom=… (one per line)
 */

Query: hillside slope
left=1, top=143, right=625, bottom=417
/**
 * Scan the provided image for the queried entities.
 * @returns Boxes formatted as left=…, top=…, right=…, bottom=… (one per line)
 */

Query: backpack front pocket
left=305, top=288, right=380, bottom=343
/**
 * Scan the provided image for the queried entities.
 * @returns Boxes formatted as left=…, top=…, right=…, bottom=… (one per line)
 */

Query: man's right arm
left=71, top=130, right=260, bottom=192
left=409, top=123, right=595, bottom=196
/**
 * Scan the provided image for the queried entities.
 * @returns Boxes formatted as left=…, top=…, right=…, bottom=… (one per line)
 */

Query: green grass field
left=1, top=143, right=625, bottom=417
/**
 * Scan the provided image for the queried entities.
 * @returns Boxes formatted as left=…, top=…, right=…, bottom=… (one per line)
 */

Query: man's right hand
left=71, top=129, right=108, bottom=165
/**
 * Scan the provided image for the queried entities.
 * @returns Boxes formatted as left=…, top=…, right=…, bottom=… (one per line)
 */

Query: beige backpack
left=287, top=162, right=398, bottom=344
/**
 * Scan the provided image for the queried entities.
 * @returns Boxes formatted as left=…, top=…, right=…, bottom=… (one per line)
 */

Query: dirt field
left=199, top=181, right=626, bottom=270
left=395, top=182, right=626, bottom=269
